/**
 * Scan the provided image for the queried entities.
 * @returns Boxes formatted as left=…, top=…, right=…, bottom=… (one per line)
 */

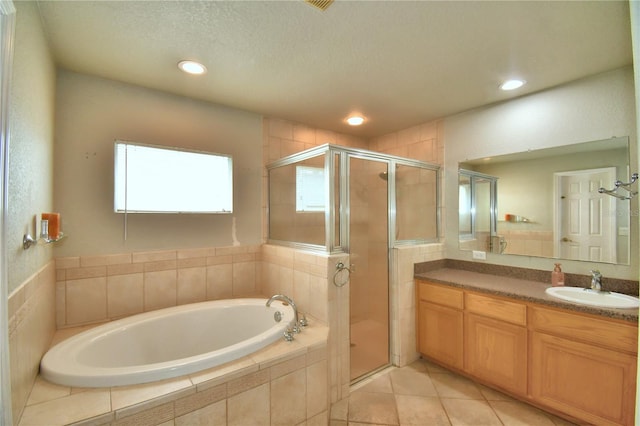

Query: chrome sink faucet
left=590, top=270, right=603, bottom=292
left=266, top=294, right=300, bottom=336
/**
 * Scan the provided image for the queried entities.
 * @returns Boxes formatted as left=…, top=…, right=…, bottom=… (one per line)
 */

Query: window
left=114, top=141, right=232, bottom=213
left=296, top=165, right=325, bottom=212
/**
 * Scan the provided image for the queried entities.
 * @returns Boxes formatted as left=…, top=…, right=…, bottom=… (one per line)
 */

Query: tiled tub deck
left=19, top=322, right=329, bottom=426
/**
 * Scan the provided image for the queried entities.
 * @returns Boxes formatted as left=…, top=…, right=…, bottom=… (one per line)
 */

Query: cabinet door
left=464, top=313, right=527, bottom=395
left=531, top=332, right=637, bottom=426
left=418, top=300, right=463, bottom=370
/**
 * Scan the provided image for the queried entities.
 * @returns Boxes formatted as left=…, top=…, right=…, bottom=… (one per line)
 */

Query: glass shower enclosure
left=267, top=144, right=440, bottom=382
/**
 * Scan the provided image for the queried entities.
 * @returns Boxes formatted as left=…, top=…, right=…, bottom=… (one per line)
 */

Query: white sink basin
left=545, top=287, right=639, bottom=309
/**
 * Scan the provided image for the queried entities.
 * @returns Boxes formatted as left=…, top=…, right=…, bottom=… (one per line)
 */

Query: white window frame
left=114, top=141, right=233, bottom=214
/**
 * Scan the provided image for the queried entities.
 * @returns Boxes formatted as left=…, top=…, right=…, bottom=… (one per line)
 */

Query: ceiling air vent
left=305, top=0, right=334, bottom=11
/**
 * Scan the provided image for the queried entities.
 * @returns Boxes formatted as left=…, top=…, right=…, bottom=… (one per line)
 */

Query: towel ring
left=333, top=262, right=351, bottom=287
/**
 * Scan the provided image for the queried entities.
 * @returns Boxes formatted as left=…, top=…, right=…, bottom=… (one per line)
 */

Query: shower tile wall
left=368, top=121, right=444, bottom=165
left=391, top=244, right=445, bottom=367
left=367, top=121, right=446, bottom=368
left=262, top=118, right=368, bottom=243
left=369, top=119, right=445, bottom=238
left=262, top=117, right=446, bottom=389
left=396, top=165, right=440, bottom=240
left=268, top=156, right=326, bottom=246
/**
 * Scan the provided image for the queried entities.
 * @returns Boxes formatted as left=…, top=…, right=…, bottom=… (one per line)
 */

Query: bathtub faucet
left=266, top=294, right=301, bottom=335
left=590, top=270, right=603, bottom=292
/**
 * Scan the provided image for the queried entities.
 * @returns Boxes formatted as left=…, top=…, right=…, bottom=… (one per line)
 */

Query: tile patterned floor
left=330, top=359, right=578, bottom=426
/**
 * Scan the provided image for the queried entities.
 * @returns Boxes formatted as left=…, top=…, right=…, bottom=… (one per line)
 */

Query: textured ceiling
left=36, top=0, right=633, bottom=138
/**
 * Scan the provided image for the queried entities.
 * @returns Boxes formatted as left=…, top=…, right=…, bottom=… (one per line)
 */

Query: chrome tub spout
left=266, top=294, right=300, bottom=334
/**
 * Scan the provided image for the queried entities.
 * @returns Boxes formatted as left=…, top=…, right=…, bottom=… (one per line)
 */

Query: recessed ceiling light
left=178, top=60, right=207, bottom=75
left=346, top=115, right=365, bottom=126
left=500, top=79, right=526, bottom=91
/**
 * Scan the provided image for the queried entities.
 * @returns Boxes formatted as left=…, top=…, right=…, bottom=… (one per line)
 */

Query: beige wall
left=8, top=0, right=56, bottom=293
left=444, top=67, right=638, bottom=279
left=53, top=71, right=263, bottom=258
left=7, top=2, right=57, bottom=421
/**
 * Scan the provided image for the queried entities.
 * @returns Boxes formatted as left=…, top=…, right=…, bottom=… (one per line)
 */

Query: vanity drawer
left=530, top=305, right=638, bottom=354
left=466, top=292, right=527, bottom=326
left=417, top=281, right=464, bottom=310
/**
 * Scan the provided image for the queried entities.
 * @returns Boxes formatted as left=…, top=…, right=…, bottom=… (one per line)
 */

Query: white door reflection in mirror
left=555, top=168, right=617, bottom=263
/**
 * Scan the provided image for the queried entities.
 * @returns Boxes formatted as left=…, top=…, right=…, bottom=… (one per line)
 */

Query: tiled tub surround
left=55, top=245, right=263, bottom=328
left=40, top=299, right=297, bottom=388
left=20, top=321, right=329, bottom=426
left=260, top=244, right=350, bottom=404
left=261, top=243, right=446, bottom=405
left=11, top=242, right=446, bottom=423
left=415, top=260, right=639, bottom=322
left=51, top=243, right=348, bottom=416
left=9, top=261, right=57, bottom=422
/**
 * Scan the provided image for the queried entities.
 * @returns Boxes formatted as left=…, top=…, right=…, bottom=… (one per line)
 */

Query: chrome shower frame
left=266, top=143, right=441, bottom=254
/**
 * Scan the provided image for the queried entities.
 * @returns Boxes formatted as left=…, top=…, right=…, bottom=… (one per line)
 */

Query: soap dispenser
left=551, top=263, right=565, bottom=287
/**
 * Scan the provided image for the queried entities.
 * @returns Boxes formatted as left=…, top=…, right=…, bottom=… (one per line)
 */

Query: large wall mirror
left=458, top=136, right=634, bottom=265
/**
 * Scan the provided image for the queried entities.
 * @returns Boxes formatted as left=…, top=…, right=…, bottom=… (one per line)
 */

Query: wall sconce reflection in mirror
left=598, top=172, right=638, bottom=200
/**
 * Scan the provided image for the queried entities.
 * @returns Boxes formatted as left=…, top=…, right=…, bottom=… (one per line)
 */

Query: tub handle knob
left=283, top=328, right=295, bottom=342
left=299, top=313, right=308, bottom=328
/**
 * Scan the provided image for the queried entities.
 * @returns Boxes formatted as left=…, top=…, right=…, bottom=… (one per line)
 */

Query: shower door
left=348, top=156, right=390, bottom=382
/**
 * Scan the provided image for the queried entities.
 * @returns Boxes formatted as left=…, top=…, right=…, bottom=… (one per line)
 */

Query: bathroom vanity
left=415, top=267, right=638, bottom=426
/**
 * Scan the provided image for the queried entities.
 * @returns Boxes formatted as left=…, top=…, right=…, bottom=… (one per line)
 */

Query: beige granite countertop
left=415, top=268, right=639, bottom=323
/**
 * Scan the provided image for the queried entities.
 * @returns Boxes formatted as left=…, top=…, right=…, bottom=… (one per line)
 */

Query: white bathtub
left=40, top=298, right=294, bottom=388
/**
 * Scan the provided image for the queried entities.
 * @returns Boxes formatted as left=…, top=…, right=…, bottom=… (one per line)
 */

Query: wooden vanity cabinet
left=464, top=293, right=527, bottom=395
left=416, top=278, right=638, bottom=426
left=530, top=306, right=638, bottom=426
left=416, top=281, right=464, bottom=370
